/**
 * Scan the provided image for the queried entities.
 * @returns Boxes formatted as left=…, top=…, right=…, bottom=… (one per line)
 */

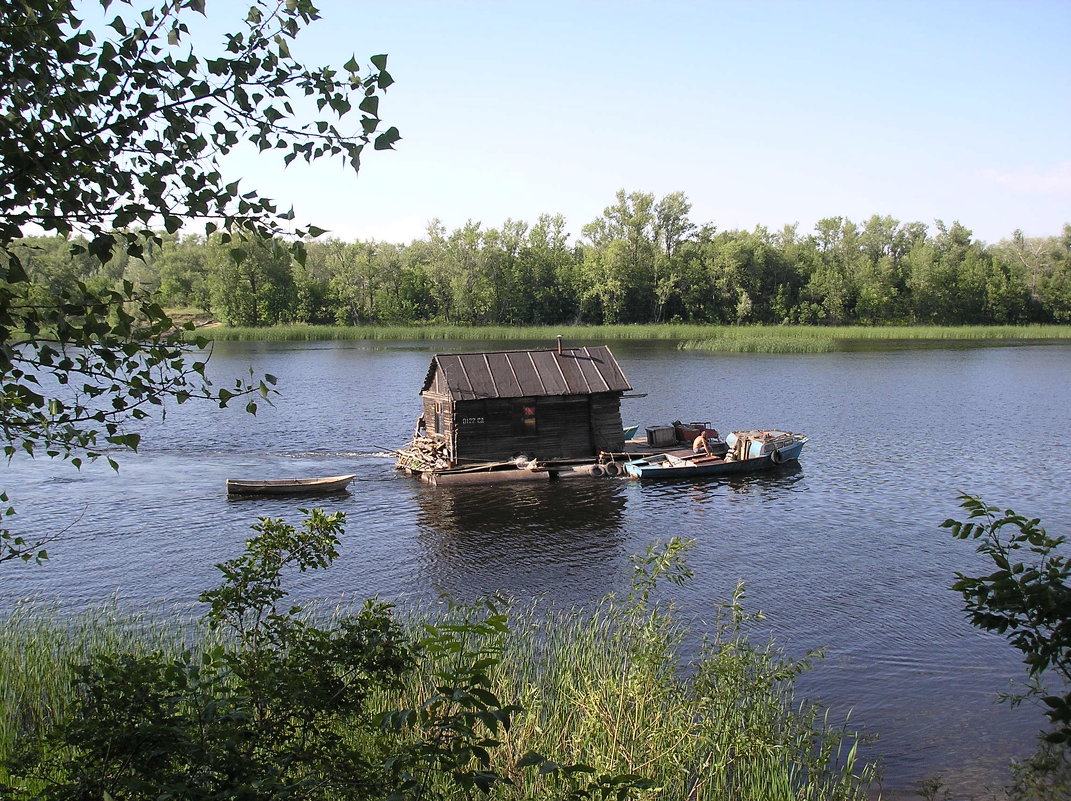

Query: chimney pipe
left=556, top=334, right=563, bottom=355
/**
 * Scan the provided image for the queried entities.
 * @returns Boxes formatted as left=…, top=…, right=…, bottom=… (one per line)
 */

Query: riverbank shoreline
left=184, top=322, right=1071, bottom=354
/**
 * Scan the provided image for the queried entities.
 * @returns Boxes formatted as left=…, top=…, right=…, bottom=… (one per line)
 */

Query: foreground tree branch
left=0, top=0, right=399, bottom=559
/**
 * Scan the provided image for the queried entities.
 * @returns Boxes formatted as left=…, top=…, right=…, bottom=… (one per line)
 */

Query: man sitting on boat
left=692, top=428, right=718, bottom=457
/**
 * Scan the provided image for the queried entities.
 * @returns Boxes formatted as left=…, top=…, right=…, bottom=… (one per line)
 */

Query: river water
left=4, top=339, right=1070, bottom=796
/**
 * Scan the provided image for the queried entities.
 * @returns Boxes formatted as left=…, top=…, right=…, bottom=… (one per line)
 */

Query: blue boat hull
left=624, top=438, right=805, bottom=479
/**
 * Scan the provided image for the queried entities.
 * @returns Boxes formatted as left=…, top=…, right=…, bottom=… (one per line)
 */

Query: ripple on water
left=3, top=341, right=1068, bottom=794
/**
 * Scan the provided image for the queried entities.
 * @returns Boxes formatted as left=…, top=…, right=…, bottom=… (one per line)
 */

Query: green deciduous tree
left=1, top=1, right=398, bottom=561
left=516, top=214, right=578, bottom=324
left=154, top=233, right=212, bottom=311
left=651, top=192, right=696, bottom=322
left=993, top=227, right=1071, bottom=323
left=208, top=231, right=296, bottom=326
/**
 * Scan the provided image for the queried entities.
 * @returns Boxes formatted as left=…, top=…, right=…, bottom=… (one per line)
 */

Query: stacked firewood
left=394, top=435, right=450, bottom=472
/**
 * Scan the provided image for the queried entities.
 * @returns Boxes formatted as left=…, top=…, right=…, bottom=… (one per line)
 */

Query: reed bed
left=193, top=323, right=704, bottom=343
left=682, top=324, right=1071, bottom=353
left=0, top=602, right=207, bottom=780
left=0, top=594, right=874, bottom=800
left=193, top=322, right=1071, bottom=353
left=385, top=591, right=874, bottom=801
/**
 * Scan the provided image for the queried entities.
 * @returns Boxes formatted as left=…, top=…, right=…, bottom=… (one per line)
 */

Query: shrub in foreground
left=0, top=513, right=875, bottom=801
left=945, top=495, right=1071, bottom=799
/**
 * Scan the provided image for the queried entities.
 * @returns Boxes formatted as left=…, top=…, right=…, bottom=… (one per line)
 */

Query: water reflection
left=413, top=479, right=628, bottom=600
left=4, top=340, right=1070, bottom=796
left=627, top=463, right=806, bottom=507
left=722, top=463, right=805, bottom=495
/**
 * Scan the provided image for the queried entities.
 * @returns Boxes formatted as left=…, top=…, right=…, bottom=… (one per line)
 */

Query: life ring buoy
left=770, top=448, right=785, bottom=465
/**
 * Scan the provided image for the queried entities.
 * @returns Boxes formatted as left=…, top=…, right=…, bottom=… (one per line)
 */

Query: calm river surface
left=4, top=339, right=1070, bottom=795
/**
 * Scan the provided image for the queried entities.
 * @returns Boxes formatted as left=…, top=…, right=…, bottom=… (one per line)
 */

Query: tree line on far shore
left=13, top=190, right=1071, bottom=328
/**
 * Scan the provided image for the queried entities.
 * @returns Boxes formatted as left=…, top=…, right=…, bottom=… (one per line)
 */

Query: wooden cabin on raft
left=405, top=344, right=633, bottom=470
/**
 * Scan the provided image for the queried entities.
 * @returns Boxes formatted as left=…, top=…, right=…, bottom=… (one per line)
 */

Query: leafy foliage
left=1, top=0, right=398, bottom=558
left=3, top=510, right=411, bottom=800
left=943, top=494, right=1071, bottom=743
left=0, top=511, right=662, bottom=801
left=1, top=0, right=398, bottom=460
left=381, top=597, right=524, bottom=798
left=0, top=524, right=877, bottom=801
left=0, top=493, right=48, bottom=565
left=21, top=214, right=1071, bottom=331
left=1, top=0, right=398, bottom=252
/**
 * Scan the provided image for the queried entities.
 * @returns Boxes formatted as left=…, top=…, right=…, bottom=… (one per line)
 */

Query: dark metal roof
left=421, top=346, right=632, bottom=401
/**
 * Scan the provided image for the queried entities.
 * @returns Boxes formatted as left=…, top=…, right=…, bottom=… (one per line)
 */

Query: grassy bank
left=189, top=322, right=1071, bottom=353
left=682, top=324, right=1071, bottom=353
left=0, top=589, right=874, bottom=800
left=0, top=603, right=219, bottom=768
left=191, top=323, right=704, bottom=342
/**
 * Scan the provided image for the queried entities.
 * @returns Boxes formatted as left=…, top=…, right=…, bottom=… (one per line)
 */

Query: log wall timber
left=590, top=392, right=626, bottom=453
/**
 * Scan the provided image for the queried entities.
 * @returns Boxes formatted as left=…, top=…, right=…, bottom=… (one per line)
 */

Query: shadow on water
left=412, top=478, right=629, bottom=601
left=629, top=462, right=806, bottom=505
left=225, top=489, right=355, bottom=504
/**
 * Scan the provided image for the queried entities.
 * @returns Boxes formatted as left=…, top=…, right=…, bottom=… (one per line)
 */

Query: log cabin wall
left=452, top=395, right=593, bottom=462
left=421, top=395, right=450, bottom=444
left=590, top=392, right=626, bottom=453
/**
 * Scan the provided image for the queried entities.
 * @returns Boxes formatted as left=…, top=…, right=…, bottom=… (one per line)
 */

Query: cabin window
left=435, top=402, right=444, bottom=435
left=513, top=399, right=538, bottom=436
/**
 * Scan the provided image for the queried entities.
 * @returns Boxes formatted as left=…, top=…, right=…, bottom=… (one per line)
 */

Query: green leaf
left=106, top=433, right=142, bottom=451
left=374, top=126, right=401, bottom=150
left=359, top=95, right=379, bottom=116
left=516, top=751, right=546, bottom=768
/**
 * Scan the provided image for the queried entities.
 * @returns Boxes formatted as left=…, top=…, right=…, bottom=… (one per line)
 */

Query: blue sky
left=226, top=0, right=1070, bottom=245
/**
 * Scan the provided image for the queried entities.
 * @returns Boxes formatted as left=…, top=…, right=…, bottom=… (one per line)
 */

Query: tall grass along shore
left=190, top=322, right=1071, bottom=354
left=1, top=586, right=875, bottom=800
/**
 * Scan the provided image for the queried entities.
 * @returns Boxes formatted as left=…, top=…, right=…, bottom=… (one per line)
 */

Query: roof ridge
left=432, top=346, right=596, bottom=357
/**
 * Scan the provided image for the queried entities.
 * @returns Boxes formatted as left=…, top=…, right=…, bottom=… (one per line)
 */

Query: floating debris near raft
left=394, top=434, right=451, bottom=474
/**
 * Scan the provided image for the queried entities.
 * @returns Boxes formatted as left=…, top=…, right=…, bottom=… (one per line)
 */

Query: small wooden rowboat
left=226, top=474, right=357, bottom=496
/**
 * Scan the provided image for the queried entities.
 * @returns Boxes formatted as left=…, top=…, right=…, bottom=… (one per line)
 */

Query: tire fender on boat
left=603, top=461, right=620, bottom=477
left=770, top=448, right=785, bottom=465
